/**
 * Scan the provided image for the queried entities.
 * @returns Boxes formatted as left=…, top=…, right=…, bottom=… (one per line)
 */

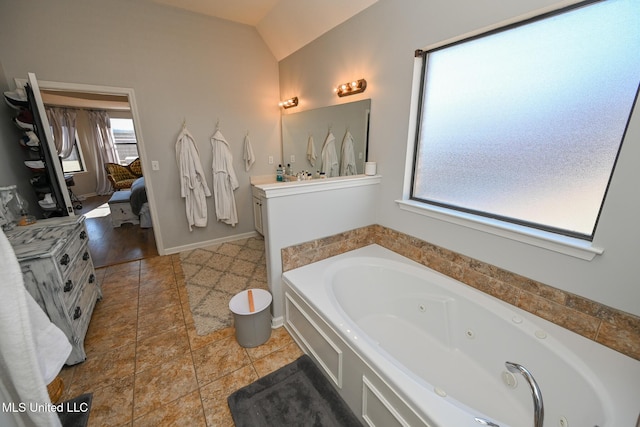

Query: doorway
left=21, top=77, right=161, bottom=266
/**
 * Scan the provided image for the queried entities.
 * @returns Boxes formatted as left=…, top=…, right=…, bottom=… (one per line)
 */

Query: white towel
left=306, top=135, right=317, bottom=167
left=0, top=229, right=71, bottom=427
left=243, top=134, right=255, bottom=172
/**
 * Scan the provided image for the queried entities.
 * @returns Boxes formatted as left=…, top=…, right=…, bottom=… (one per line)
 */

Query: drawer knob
left=59, top=254, right=70, bottom=266
left=82, top=251, right=90, bottom=261
left=64, top=280, right=73, bottom=292
left=73, top=307, right=82, bottom=320
left=79, top=231, right=87, bottom=240
left=88, top=274, right=95, bottom=284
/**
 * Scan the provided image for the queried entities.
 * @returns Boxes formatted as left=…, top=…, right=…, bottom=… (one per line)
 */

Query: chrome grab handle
left=505, top=361, right=544, bottom=427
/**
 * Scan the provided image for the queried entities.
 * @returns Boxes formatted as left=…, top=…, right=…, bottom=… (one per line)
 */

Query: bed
left=129, top=177, right=148, bottom=216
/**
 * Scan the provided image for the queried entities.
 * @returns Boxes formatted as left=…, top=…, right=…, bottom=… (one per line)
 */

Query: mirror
left=282, top=99, right=370, bottom=177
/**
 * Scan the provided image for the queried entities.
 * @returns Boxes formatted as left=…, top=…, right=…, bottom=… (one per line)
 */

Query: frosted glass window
left=411, top=0, right=640, bottom=240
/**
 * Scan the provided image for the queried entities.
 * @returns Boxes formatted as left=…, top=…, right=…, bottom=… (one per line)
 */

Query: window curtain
left=45, top=107, right=76, bottom=159
left=87, top=110, right=118, bottom=195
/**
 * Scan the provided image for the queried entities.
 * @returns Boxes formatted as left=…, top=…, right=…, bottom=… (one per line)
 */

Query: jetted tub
left=282, top=244, right=640, bottom=427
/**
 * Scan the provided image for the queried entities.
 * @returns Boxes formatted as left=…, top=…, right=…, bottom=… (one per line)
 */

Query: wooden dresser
left=6, top=215, right=101, bottom=365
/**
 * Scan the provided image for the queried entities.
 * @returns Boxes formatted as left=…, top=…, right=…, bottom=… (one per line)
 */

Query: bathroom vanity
left=250, top=98, right=378, bottom=325
left=251, top=174, right=381, bottom=326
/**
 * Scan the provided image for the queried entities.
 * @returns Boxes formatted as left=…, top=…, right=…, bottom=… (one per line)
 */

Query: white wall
left=278, top=0, right=640, bottom=317
left=0, top=0, right=282, bottom=253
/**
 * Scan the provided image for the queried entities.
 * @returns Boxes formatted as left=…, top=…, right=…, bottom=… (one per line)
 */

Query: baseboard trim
left=79, top=192, right=98, bottom=199
left=271, top=316, right=284, bottom=328
left=164, top=231, right=260, bottom=255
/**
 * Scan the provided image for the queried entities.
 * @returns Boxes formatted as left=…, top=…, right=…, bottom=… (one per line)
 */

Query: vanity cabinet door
left=253, top=196, right=264, bottom=235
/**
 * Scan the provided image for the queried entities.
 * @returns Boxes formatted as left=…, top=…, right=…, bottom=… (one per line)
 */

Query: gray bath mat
left=58, top=393, right=92, bottom=427
left=228, top=355, right=362, bottom=427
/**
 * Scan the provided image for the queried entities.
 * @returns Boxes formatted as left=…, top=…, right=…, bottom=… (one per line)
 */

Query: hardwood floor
left=79, top=195, right=158, bottom=268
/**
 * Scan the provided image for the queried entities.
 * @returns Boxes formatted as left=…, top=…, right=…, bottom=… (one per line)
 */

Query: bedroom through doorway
left=31, top=78, right=160, bottom=267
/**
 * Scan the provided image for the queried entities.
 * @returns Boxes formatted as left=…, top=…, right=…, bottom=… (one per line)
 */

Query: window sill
left=395, top=199, right=603, bottom=261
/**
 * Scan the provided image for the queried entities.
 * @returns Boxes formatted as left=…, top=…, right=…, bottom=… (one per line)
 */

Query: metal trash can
left=229, top=289, right=272, bottom=348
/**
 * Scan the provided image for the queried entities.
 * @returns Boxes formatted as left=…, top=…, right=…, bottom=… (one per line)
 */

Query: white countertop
left=250, top=174, right=381, bottom=198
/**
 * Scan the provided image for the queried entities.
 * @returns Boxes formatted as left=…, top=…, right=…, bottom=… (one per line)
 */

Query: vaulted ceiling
left=147, top=0, right=378, bottom=60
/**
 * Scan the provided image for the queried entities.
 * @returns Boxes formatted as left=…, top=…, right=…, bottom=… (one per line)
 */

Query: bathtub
left=282, top=244, right=640, bottom=427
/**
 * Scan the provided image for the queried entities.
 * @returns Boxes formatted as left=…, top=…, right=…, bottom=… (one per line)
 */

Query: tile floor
left=59, top=253, right=303, bottom=426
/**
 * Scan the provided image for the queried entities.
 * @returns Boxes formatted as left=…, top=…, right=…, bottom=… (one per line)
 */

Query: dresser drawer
left=70, top=282, right=100, bottom=345
left=55, top=223, right=89, bottom=277
left=61, top=260, right=94, bottom=314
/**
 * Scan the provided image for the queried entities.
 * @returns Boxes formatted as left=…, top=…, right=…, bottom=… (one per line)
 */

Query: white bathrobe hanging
left=321, top=131, right=339, bottom=177
left=307, top=135, right=317, bottom=167
left=340, top=130, right=357, bottom=176
left=211, top=129, right=239, bottom=227
left=176, top=127, right=212, bottom=231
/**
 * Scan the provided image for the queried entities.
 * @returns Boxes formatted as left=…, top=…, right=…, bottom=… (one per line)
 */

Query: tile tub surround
left=281, top=224, right=640, bottom=361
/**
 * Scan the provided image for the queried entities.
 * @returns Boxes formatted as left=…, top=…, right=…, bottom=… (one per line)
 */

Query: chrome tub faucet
left=505, top=361, right=544, bottom=427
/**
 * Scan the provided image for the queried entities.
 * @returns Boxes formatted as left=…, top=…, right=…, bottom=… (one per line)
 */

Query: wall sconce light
left=279, top=97, right=298, bottom=109
left=335, top=79, right=367, bottom=97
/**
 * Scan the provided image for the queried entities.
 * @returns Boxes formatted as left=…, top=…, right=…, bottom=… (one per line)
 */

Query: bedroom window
left=410, top=0, right=640, bottom=240
left=61, top=131, right=86, bottom=174
left=110, top=117, right=139, bottom=165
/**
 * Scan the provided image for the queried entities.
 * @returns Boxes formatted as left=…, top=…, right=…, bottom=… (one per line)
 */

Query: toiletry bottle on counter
left=276, top=164, right=283, bottom=182
left=286, top=163, right=292, bottom=176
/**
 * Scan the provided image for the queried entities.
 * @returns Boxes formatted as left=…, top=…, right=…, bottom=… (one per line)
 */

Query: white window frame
left=396, top=0, right=624, bottom=261
left=61, top=130, right=87, bottom=174
left=109, top=117, right=139, bottom=166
